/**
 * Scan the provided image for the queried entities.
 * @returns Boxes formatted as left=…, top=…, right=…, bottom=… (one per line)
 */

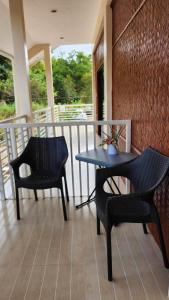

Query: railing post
left=10, top=128, right=17, bottom=159
left=5, top=128, right=15, bottom=199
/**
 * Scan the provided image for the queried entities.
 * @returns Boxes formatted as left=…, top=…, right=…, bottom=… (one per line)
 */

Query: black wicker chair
left=10, top=136, right=69, bottom=221
left=96, top=147, right=169, bottom=281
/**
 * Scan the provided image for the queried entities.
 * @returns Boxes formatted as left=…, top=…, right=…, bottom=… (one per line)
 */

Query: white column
left=44, top=45, right=55, bottom=122
left=104, top=3, right=112, bottom=121
left=9, top=0, right=32, bottom=122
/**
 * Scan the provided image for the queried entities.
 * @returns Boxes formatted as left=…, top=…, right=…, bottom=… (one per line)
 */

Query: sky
left=52, top=43, right=93, bottom=58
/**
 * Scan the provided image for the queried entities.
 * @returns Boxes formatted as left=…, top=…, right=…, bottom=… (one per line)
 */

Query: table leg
left=75, top=177, right=121, bottom=209
left=75, top=187, right=96, bottom=209
left=110, top=178, right=121, bottom=195
left=75, top=164, right=122, bottom=209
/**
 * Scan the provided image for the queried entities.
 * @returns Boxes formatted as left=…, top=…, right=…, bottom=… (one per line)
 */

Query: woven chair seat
left=16, top=174, right=61, bottom=189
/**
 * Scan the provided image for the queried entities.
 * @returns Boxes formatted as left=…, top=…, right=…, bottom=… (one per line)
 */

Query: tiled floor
left=0, top=197, right=168, bottom=300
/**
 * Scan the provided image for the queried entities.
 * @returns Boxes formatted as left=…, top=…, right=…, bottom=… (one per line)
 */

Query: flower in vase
left=101, top=126, right=124, bottom=149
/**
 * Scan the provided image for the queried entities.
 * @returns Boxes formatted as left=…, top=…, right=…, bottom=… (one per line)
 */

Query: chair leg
left=142, top=223, right=148, bottom=234
left=60, top=183, right=68, bottom=221
left=34, top=189, right=38, bottom=201
left=15, top=187, right=20, bottom=220
left=64, top=174, right=69, bottom=202
left=106, top=229, right=113, bottom=281
left=97, top=214, right=101, bottom=235
left=155, top=215, right=169, bottom=268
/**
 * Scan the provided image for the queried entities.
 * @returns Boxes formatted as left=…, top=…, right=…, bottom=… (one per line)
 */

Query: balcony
left=0, top=0, right=169, bottom=297
left=0, top=109, right=168, bottom=298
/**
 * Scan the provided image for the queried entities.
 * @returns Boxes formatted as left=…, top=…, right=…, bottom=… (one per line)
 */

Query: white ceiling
left=0, top=0, right=102, bottom=57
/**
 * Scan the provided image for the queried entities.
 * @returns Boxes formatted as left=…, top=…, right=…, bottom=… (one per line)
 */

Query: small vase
left=107, top=144, right=118, bottom=155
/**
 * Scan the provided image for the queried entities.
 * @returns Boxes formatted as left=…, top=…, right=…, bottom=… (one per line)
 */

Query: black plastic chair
left=96, top=147, right=169, bottom=281
left=10, top=136, right=69, bottom=221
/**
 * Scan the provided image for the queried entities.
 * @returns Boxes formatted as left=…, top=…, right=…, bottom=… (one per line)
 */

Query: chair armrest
left=106, top=190, right=154, bottom=211
left=10, top=156, right=25, bottom=179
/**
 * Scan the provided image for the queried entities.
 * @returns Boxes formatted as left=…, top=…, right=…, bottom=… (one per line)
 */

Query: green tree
left=80, top=72, right=92, bottom=103
left=0, top=55, right=12, bottom=81
left=29, top=61, right=47, bottom=104
left=0, top=55, right=14, bottom=100
left=0, top=50, right=92, bottom=119
left=52, top=51, right=92, bottom=104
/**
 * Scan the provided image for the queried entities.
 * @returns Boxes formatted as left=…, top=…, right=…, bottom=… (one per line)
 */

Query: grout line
left=38, top=201, right=59, bottom=300
left=23, top=204, right=51, bottom=300
left=102, top=225, right=117, bottom=299
left=123, top=227, right=150, bottom=300
left=89, top=209, right=102, bottom=300
left=149, top=234, right=163, bottom=262
left=114, top=231, right=134, bottom=300
left=8, top=205, right=44, bottom=299
left=53, top=214, right=65, bottom=300
left=131, top=224, right=166, bottom=300
left=69, top=208, right=74, bottom=300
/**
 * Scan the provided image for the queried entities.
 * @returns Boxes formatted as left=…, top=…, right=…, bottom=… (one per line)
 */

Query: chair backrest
left=126, top=147, right=169, bottom=192
left=23, top=136, right=68, bottom=176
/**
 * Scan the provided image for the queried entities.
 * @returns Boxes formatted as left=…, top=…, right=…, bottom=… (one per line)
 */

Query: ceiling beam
left=0, top=49, right=13, bottom=61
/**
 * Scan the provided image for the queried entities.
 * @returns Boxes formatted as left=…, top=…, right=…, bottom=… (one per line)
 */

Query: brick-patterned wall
left=111, top=0, right=169, bottom=252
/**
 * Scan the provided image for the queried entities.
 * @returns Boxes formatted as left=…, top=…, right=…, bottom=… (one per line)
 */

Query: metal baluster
left=5, top=128, right=15, bottom=199
left=85, top=125, right=89, bottom=197
left=69, top=126, right=75, bottom=200
left=77, top=125, right=82, bottom=198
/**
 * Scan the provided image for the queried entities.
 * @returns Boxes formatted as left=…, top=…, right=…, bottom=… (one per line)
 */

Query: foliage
left=0, top=51, right=92, bottom=119
left=32, top=101, right=46, bottom=111
left=0, top=56, right=14, bottom=100
left=52, top=51, right=92, bottom=104
left=0, top=56, right=12, bottom=81
left=101, top=126, right=124, bottom=147
left=0, top=101, right=46, bottom=121
left=0, top=102, right=15, bottom=120
left=29, top=61, right=47, bottom=104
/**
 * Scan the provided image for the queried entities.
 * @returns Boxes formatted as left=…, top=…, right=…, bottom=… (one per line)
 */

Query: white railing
left=0, top=114, right=28, bottom=200
left=33, top=107, right=52, bottom=123
left=0, top=114, right=27, bottom=124
left=0, top=120, right=131, bottom=202
left=54, top=103, right=94, bottom=121
left=0, top=104, right=94, bottom=127
left=33, top=104, right=94, bottom=123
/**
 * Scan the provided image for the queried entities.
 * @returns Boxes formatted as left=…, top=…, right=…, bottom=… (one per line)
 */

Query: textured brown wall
left=111, top=0, right=169, bottom=252
left=112, top=0, right=143, bottom=43
left=112, top=0, right=169, bottom=154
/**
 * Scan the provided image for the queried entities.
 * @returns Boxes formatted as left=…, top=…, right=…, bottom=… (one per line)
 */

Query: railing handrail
left=33, top=107, right=52, bottom=114
left=0, top=119, right=131, bottom=128
left=0, top=114, right=27, bottom=124
left=55, top=103, right=93, bottom=107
